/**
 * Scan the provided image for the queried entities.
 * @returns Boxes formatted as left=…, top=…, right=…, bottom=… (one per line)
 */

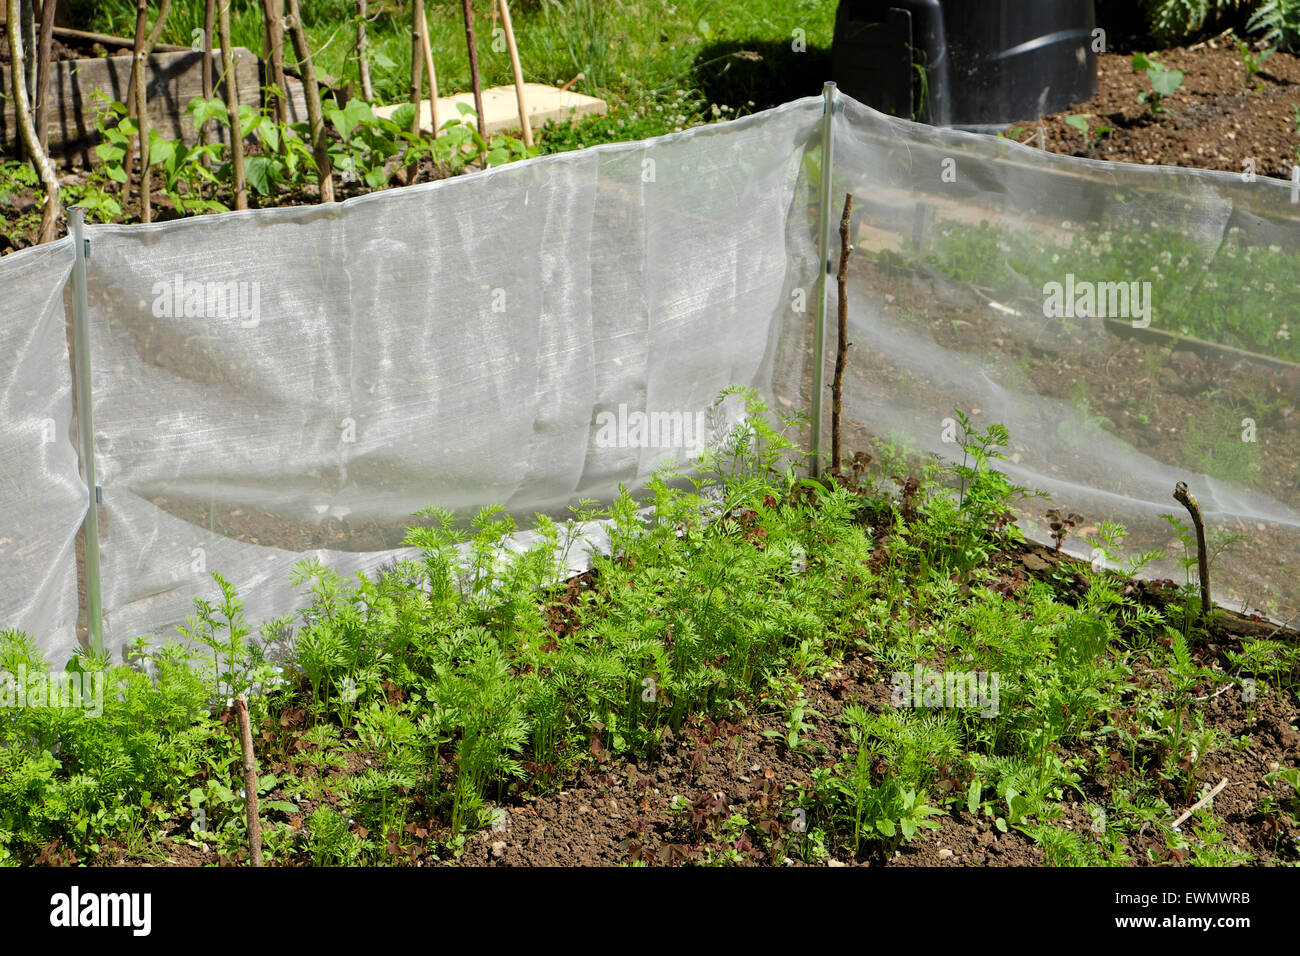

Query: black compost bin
left=831, top=0, right=1097, bottom=129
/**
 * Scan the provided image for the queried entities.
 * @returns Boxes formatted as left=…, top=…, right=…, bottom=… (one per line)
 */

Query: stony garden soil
left=1011, top=36, right=1300, bottom=179
left=75, top=534, right=1299, bottom=869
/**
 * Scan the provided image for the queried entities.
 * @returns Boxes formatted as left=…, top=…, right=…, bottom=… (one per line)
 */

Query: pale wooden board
left=374, top=83, right=607, bottom=136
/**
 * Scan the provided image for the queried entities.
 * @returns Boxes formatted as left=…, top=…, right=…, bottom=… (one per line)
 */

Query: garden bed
left=3, top=3, right=1299, bottom=874
left=4, top=408, right=1295, bottom=869
left=81, top=538, right=1300, bottom=869
left=1011, top=37, right=1300, bottom=179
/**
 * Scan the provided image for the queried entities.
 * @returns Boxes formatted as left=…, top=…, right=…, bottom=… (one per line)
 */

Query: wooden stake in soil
left=218, top=0, right=247, bottom=210
left=129, top=0, right=149, bottom=221
left=6, top=0, right=59, bottom=242
left=409, top=0, right=426, bottom=138
left=261, top=0, right=289, bottom=125
left=403, top=1, right=428, bottom=184
left=497, top=0, right=532, bottom=148
left=34, top=0, right=56, bottom=157
left=286, top=0, right=334, bottom=202
left=125, top=0, right=173, bottom=222
left=199, top=0, right=215, bottom=165
left=460, top=0, right=487, bottom=147
left=830, top=193, right=853, bottom=474
left=355, top=0, right=373, bottom=101
left=234, top=695, right=263, bottom=867
left=20, top=0, right=35, bottom=122
left=1173, top=481, right=1213, bottom=619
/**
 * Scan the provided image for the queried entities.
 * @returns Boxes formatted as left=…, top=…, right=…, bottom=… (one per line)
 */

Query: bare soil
left=1012, top=39, right=1300, bottom=180
left=81, top=538, right=1300, bottom=869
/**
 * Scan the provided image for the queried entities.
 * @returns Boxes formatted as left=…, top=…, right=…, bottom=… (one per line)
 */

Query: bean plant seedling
left=1063, top=114, right=1112, bottom=157
left=1237, top=38, right=1275, bottom=88
left=1132, top=51, right=1185, bottom=115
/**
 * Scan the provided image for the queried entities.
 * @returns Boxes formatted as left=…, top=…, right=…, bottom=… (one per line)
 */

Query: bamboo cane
left=218, top=0, right=247, bottom=209
left=124, top=0, right=173, bottom=222
left=356, top=0, right=373, bottom=101
left=260, top=0, right=270, bottom=106
left=6, top=0, right=58, bottom=241
left=285, top=0, right=334, bottom=202
left=145, top=5, right=174, bottom=69
left=419, top=0, right=439, bottom=137
left=497, top=0, right=531, bottom=147
left=403, top=5, right=423, bottom=184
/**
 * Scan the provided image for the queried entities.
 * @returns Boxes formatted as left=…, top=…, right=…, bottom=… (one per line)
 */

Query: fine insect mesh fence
left=0, top=238, right=84, bottom=652
left=56, top=97, right=818, bottom=665
left=828, top=96, right=1300, bottom=624
left=1, top=91, right=1297, bottom=667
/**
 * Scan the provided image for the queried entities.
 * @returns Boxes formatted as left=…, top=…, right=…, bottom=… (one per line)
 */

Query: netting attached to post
left=79, top=98, right=820, bottom=659
left=0, top=238, right=84, bottom=656
left=829, top=97, right=1300, bottom=620
left=2, top=92, right=1297, bottom=665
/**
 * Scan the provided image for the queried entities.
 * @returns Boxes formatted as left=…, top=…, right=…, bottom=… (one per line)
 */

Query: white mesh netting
left=0, top=238, right=84, bottom=653
left=2, top=92, right=1296, bottom=665
left=829, top=96, right=1300, bottom=623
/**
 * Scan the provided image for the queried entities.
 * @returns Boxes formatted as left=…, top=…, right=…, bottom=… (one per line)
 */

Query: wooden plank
left=0, top=15, right=189, bottom=51
left=1102, top=317, right=1300, bottom=375
left=50, top=24, right=190, bottom=53
left=1, top=47, right=309, bottom=165
left=374, top=82, right=606, bottom=137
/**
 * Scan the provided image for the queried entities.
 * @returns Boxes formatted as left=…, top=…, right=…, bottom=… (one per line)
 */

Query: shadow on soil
left=692, top=39, right=832, bottom=112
